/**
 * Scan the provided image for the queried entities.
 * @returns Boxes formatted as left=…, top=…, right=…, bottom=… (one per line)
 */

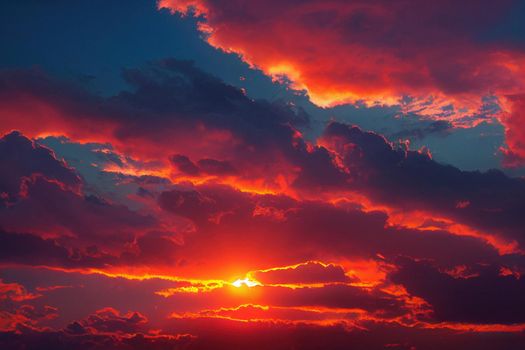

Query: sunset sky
left=1, top=1, right=525, bottom=349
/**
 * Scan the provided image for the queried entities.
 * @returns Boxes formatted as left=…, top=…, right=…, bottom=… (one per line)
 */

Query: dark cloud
left=0, top=72, right=520, bottom=280
left=114, top=58, right=309, bottom=138
left=0, top=136, right=202, bottom=270
left=0, top=329, right=193, bottom=350
left=0, top=131, right=185, bottom=269
left=0, top=307, right=193, bottom=350
left=262, top=284, right=406, bottom=317
left=321, top=122, right=525, bottom=246
left=2, top=63, right=523, bottom=254
left=155, top=183, right=504, bottom=277
left=390, top=120, right=453, bottom=140
left=170, top=154, right=237, bottom=176
left=2, top=317, right=524, bottom=350
left=0, top=175, right=157, bottom=248
left=0, top=34, right=524, bottom=350
left=163, top=317, right=525, bottom=350
left=174, top=283, right=406, bottom=317
left=196, top=158, right=236, bottom=175
left=0, top=227, right=187, bottom=271
left=0, top=131, right=81, bottom=203
left=0, top=60, right=308, bottom=156
left=127, top=230, right=184, bottom=266
left=170, top=154, right=201, bottom=176
left=68, top=308, right=148, bottom=334
left=0, top=61, right=334, bottom=189
left=160, top=0, right=525, bottom=112
left=0, top=229, right=113, bottom=269
left=390, top=257, right=525, bottom=324
left=252, top=261, right=353, bottom=285
left=159, top=0, right=525, bottom=171
left=158, top=188, right=220, bottom=224
left=0, top=132, right=160, bottom=250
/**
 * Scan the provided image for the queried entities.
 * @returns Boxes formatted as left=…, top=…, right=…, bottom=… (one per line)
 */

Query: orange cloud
left=160, top=0, right=525, bottom=165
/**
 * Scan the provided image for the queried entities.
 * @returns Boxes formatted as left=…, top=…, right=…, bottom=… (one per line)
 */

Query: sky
left=0, top=1, right=525, bottom=349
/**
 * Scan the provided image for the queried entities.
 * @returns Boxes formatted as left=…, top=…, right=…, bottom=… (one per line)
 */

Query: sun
left=231, top=278, right=260, bottom=288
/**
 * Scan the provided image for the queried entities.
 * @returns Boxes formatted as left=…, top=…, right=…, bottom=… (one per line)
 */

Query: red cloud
left=160, top=0, right=525, bottom=165
left=71, top=308, right=148, bottom=335
left=251, top=261, right=353, bottom=285
left=500, top=94, right=525, bottom=166
left=0, top=63, right=312, bottom=184
left=160, top=0, right=525, bottom=104
left=0, top=279, right=39, bottom=302
left=0, top=279, right=57, bottom=331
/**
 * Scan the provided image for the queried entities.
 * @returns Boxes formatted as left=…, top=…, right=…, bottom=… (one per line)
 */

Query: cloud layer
left=1, top=10, right=525, bottom=347
left=160, top=0, right=525, bottom=166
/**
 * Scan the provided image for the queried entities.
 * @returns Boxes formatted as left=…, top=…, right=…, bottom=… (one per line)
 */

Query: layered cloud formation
left=1, top=1, right=525, bottom=349
left=1, top=59, right=524, bottom=348
left=160, top=0, right=525, bottom=166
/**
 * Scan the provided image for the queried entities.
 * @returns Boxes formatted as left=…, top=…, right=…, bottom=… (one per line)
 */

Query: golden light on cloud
left=232, top=278, right=261, bottom=288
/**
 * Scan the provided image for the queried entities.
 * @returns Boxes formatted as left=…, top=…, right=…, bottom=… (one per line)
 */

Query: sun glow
left=232, top=278, right=261, bottom=288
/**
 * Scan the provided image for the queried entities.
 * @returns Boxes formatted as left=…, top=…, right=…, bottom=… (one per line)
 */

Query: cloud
left=170, top=154, right=237, bottom=177
left=251, top=261, right=353, bottom=285
left=320, top=122, right=525, bottom=248
left=0, top=61, right=307, bottom=163
left=0, top=306, right=192, bottom=350
left=67, top=308, right=148, bottom=334
left=390, top=257, right=525, bottom=324
left=0, top=131, right=81, bottom=203
left=0, top=61, right=330, bottom=189
left=156, top=183, right=503, bottom=276
left=2, top=315, right=523, bottom=350
left=500, top=94, right=525, bottom=167
left=170, top=154, right=201, bottom=176
left=0, top=66, right=519, bottom=276
left=0, top=229, right=113, bottom=269
left=0, top=278, right=58, bottom=332
left=0, top=329, right=193, bottom=350
left=160, top=0, right=525, bottom=166
left=188, top=303, right=361, bottom=322
left=0, top=305, right=58, bottom=332
left=0, top=279, right=39, bottom=302
left=261, top=284, right=405, bottom=316
left=159, top=0, right=525, bottom=104
left=163, top=317, right=525, bottom=350
left=0, top=174, right=157, bottom=249
left=197, top=158, right=237, bottom=175
left=2, top=3, right=525, bottom=347
left=1, top=56, right=525, bottom=349
left=2, top=265, right=524, bottom=349
left=389, top=120, right=453, bottom=140
left=0, top=132, right=187, bottom=269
